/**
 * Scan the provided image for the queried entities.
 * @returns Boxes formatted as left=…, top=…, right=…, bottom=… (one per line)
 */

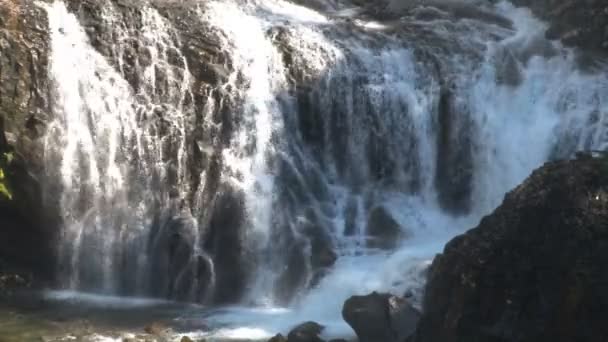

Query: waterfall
left=40, top=0, right=608, bottom=338
left=44, top=0, right=196, bottom=295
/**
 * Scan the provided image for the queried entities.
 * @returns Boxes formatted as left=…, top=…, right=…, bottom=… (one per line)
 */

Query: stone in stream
left=287, top=321, right=325, bottom=342
left=342, top=292, right=420, bottom=342
left=366, top=206, right=409, bottom=249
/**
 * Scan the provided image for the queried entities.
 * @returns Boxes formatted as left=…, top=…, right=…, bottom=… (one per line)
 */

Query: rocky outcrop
left=286, top=321, right=325, bottom=342
left=0, top=0, right=58, bottom=281
left=343, top=292, right=420, bottom=342
left=509, top=0, right=608, bottom=56
left=413, top=155, right=608, bottom=342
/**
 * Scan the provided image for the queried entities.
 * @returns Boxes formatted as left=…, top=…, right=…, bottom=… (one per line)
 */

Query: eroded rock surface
left=414, top=155, right=608, bottom=342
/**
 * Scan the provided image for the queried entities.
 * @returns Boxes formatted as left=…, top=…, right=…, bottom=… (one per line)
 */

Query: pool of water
left=0, top=290, right=276, bottom=342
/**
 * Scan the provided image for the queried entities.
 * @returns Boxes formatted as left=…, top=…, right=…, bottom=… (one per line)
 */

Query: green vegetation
left=0, top=152, right=13, bottom=200
left=4, top=152, right=13, bottom=164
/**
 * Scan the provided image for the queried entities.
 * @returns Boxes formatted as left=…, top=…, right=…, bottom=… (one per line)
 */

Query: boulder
left=413, top=155, right=608, bottom=342
left=268, top=334, right=287, bottom=342
left=366, top=206, right=407, bottom=249
left=287, top=321, right=325, bottom=342
left=342, top=292, right=420, bottom=342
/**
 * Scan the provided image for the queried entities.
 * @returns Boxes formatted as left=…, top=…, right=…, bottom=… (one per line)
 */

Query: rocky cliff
left=509, top=0, right=608, bottom=57
left=0, top=0, right=57, bottom=280
left=413, top=154, right=608, bottom=342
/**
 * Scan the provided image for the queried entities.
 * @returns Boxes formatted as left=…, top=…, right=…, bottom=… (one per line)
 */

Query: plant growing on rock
left=0, top=152, right=13, bottom=200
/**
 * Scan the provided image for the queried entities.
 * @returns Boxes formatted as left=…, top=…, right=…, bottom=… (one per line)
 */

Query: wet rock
left=0, top=270, right=31, bottom=298
left=509, top=0, right=608, bottom=56
left=287, top=321, right=325, bottom=342
left=0, top=0, right=59, bottom=283
left=143, top=322, right=167, bottom=335
left=366, top=206, right=406, bottom=249
left=268, top=334, right=288, bottom=342
left=304, top=218, right=337, bottom=269
left=435, top=84, right=474, bottom=215
left=274, top=236, right=308, bottom=305
left=494, top=48, right=523, bottom=87
left=205, top=185, right=248, bottom=304
left=414, top=156, right=608, bottom=342
left=342, top=292, right=420, bottom=342
left=343, top=196, right=359, bottom=236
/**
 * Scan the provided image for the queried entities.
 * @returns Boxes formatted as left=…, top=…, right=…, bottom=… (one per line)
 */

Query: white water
left=44, top=0, right=196, bottom=294
left=44, top=1, right=141, bottom=292
left=201, top=1, right=287, bottom=291
left=194, top=1, right=608, bottom=340
left=40, top=0, right=608, bottom=340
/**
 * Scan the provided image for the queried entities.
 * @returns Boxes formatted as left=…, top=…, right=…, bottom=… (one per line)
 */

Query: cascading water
left=44, top=0, right=196, bottom=295
left=38, top=0, right=608, bottom=339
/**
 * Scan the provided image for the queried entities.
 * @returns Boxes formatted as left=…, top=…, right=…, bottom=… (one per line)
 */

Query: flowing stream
left=14, top=0, right=608, bottom=340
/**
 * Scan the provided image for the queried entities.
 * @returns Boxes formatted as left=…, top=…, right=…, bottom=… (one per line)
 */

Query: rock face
left=0, top=0, right=58, bottom=281
left=343, top=292, right=420, bottom=342
left=413, top=155, right=608, bottom=342
left=508, top=0, right=608, bottom=55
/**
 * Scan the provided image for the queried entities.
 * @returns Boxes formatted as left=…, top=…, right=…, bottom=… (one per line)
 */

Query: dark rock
left=304, top=217, right=337, bottom=269
left=287, top=321, right=325, bottom=342
left=205, top=185, right=248, bottom=304
left=0, top=0, right=58, bottom=284
left=268, top=334, right=288, bottom=342
left=435, top=84, right=474, bottom=215
left=343, top=196, right=358, bottom=236
left=508, top=0, right=608, bottom=56
left=366, top=206, right=406, bottom=249
left=494, top=48, right=523, bottom=87
left=274, top=236, right=308, bottom=305
left=0, top=271, right=31, bottom=298
left=414, top=156, right=608, bottom=342
left=180, top=337, right=194, bottom=342
left=342, top=292, right=420, bottom=342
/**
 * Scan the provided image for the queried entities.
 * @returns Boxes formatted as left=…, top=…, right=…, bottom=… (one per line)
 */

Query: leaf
left=0, top=183, right=11, bottom=200
left=3, top=152, right=13, bottom=164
